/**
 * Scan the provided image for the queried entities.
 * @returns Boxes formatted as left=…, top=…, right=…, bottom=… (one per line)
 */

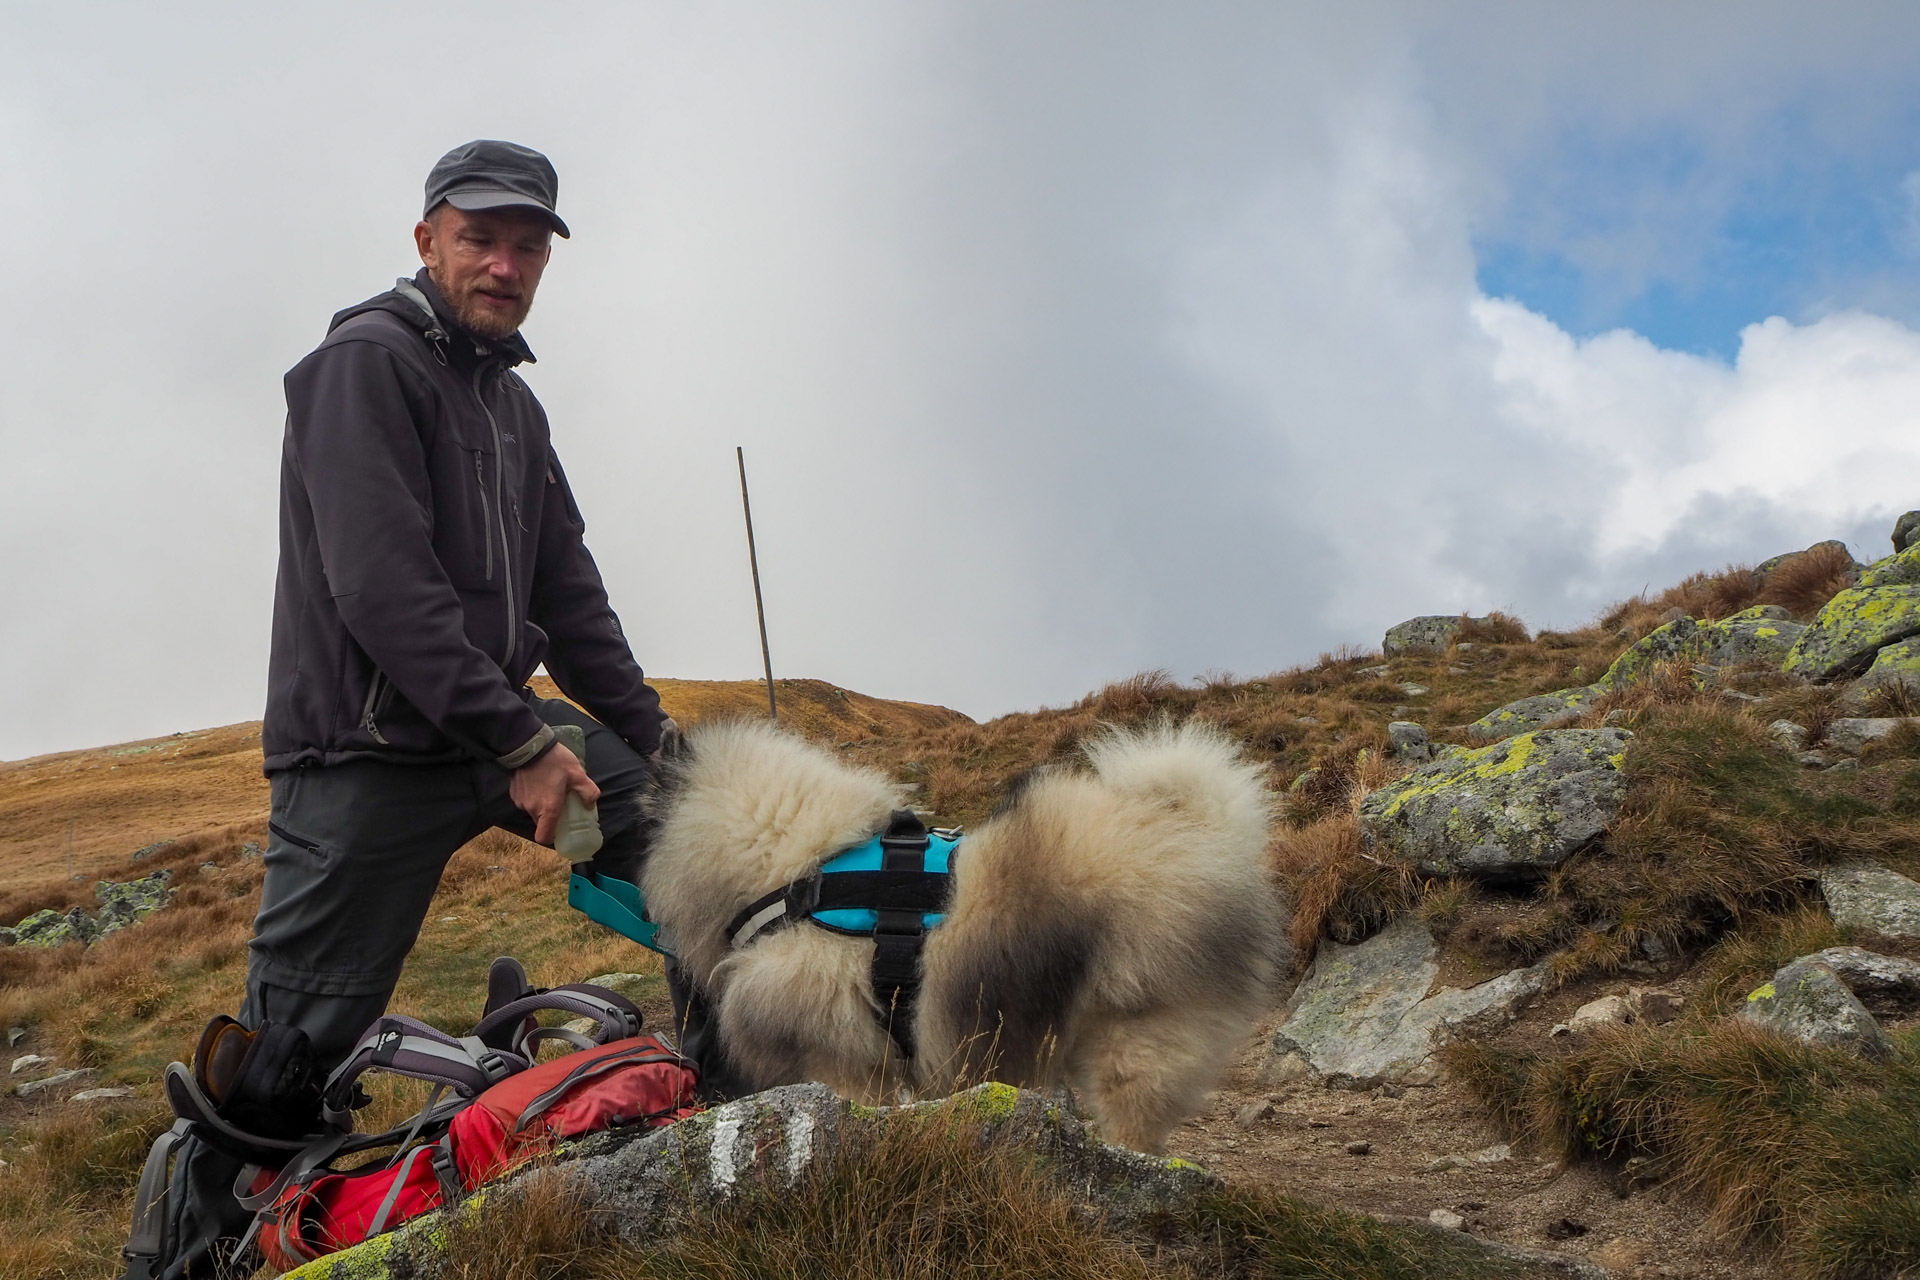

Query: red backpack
left=245, top=986, right=698, bottom=1270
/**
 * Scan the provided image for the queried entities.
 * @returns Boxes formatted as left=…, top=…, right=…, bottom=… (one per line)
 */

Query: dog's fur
left=638, top=719, right=1288, bottom=1152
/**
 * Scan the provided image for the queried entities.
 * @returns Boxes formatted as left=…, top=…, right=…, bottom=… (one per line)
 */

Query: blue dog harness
left=725, top=809, right=959, bottom=1059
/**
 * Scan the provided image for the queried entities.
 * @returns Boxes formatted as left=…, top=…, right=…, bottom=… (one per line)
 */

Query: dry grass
left=1446, top=1022, right=1920, bottom=1279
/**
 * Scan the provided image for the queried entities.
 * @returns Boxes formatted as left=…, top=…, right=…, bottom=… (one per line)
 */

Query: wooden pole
left=737, top=447, right=778, bottom=722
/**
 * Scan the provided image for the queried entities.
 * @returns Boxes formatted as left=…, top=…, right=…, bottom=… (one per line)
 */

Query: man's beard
left=431, top=269, right=533, bottom=340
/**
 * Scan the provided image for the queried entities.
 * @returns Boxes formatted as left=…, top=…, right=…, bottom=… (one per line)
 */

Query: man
left=134, top=140, right=720, bottom=1280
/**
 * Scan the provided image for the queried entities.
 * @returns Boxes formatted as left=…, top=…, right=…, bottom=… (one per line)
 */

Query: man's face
left=414, top=204, right=553, bottom=340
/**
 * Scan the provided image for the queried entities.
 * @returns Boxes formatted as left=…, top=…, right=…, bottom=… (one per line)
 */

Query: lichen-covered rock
left=3, top=873, right=172, bottom=949
left=1693, top=606, right=1805, bottom=666
left=1383, top=615, right=1464, bottom=657
left=1819, top=863, right=1920, bottom=938
left=1387, top=722, right=1432, bottom=763
left=1465, top=686, right=1603, bottom=741
left=1265, top=917, right=1548, bottom=1087
left=1757, top=539, right=1865, bottom=578
left=1359, top=729, right=1631, bottom=879
left=1824, top=717, right=1919, bottom=755
left=1738, top=957, right=1893, bottom=1060
left=1895, top=512, right=1920, bottom=554
left=1807, top=946, right=1920, bottom=1011
left=1599, top=616, right=1699, bottom=688
left=280, top=1083, right=1218, bottom=1280
left=1839, top=637, right=1920, bottom=713
left=1782, top=586, right=1920, bottom=680
left=1859, top=544, right=1920, bottom=589
left=10, top=907, right=99, bottom=948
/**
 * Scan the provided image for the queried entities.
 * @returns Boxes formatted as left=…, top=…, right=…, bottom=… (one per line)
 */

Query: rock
left=10, top=1054, right=51, bottom=1075
left=1599, top=617, right=1699, bottom=689
left=1258, top=1051, right=1311, bottom=1086
left=5, top=1027, right=22, bottom=1048
left=1344, top=1140, right=1372, bottom=1156
left=1356, top=665, right=1390, bottom=678
left=1840, top=637, right=1920, bottom=713
left=296, top=1082, right=1220, bottom=1277
left=70, top=1087, right=134, bottom=1102
left=16, top=1068, right=96, bottom=1098
left=1384, top=616, right=1465, bottom=657
left=1859, top=544, right=1920, bottom=588
left=1824, top=717, right=1919, bottom=755
left=10, top=907, right=98, bottom=948
left=129, top=840, right=172, bottom=862
left=1398, top=682, right=1429, bottom=698
left=1894, top=512, right=1920, bottom=554
left=1628, top=988, right=1685, bottom=1024
left=1799, top=750, right=1837, bottom=769
left=1819, top=864, right=1920, bottom=937
left=1757, top=540, right=1865, bottom=578
left=1739, top=957, right=1892, bottom=1060
left=240, top=841, right=263, bottom=860
left=1466, top=686, right=1602, bottom=741
left=1569, top=995, right=1632, bottom=1031
left=5, top=872, right=173, bottom=949
left=1769, top=720, right=1810, bottom=752
left=1808, top=946, right=1920, bottom=1011
left=1266, top=917, right=1548, bottom=1087
left=1387, top=722, right=1431, bottom=763
left=1693, top=606, right=1806, bottom=667
left=1429, top=1207, right=1466, bottom=1231
left=1359, top=729, right=1631, bottom=879
left=1783, top=585, right=1920, bottom=680
left=1423, top=1143, right=1511, bottom=1173
left=1233, top=1100, right=1274, bottom=1130
left=1548, top=1023, right=1572, bottom=1038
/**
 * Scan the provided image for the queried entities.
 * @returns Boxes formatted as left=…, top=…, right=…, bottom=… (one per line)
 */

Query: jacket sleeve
left=528, top=448, right=668, bottom=754
left=285, top=339, right=554, bottom=768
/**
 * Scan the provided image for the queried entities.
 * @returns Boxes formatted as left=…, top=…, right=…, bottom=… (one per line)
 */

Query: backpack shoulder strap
left=323, top=1016, right=526, bottom=1119
left=468, top=983, right=643, bottom=1055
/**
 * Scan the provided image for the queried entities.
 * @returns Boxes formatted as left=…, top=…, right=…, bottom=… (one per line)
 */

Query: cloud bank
left=4, top=3, right=1920, bottom=760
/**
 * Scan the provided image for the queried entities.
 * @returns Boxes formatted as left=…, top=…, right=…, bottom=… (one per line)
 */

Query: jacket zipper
left=473, top=453, right=494, bottom=582
left=472, top=365, right=517, bottom=665
left=360, top=670, right=392, bottom=745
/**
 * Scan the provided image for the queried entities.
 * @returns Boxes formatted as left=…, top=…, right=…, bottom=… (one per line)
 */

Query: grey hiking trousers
left=243, top=695, right=737, bottom=1091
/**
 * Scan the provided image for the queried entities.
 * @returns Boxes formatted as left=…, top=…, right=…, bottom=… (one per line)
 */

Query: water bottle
left=550, top=724, right=603, bottom=860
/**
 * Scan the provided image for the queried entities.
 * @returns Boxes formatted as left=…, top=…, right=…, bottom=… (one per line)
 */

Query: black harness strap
left=870, top=809, right=932, bottom=1061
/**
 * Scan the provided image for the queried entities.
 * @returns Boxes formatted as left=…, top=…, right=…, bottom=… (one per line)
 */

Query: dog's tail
left=1080, top=720, right=1272, bottom=847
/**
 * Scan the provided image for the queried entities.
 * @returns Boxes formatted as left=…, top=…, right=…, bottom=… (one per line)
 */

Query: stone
left=1824, top=717, right=1919, bottom=755
left=1783, top=585, right=1920, bottom=680
left=1568, top=995, right=1632, bottom=1031
left=1739, top=957, right=1892, bottom=1059
left=1422, top=1143, right=1510, bottom=1173
left=1356, top=665, right=1390, bottom=678
left=1894, top=512, right=1920, bottom=554
left=70, top=1087, right=134, bottom=1102
left=1429, top=1207, right=1466, bottom=1231
left=1819, top=864, right=1920, bottom=937
left=1344, top=1140, right=1372, bottom=1156
left=1628, top=988, right=1685, bottom=1024
left=5, top=872, right=173, bottom=949
left=240, top=841, right=264, bottom=860
left=1840, top=637, right=1920, bottom=713
left=15, top=1068, right=96, bottom=1098
left=1758, top=539, right=1865, bottom=578
left=294, top=1083, right=1220, bottom=1277
left=1387, top=722, right=1431, bottom=763
left=1599, top=617, right=1699, bottom=689
left=1808, top=946, right=1920, bottom=1011
left=10, top=1054, right=51, bottom=1075
left=1266, top=917, right=1548, bottom=1087
left=1233, top=1100, right=1274, bottom=1130
left=1359, top=729, right=1631, bottom=879
left=1398, top=682, right=1429, bottom=697
left=1384, top=616, right=1465, bottom=657
left=1258, top=1051, right=1311, bottom=1087
left=129, top=840, right=172, bottom=862
left=5, top=1028, right=22, bottom=1049
left=1769, top=720, right=1810, bottom=752
left=1466, top=686, right=1602, bottom=741
left=1693, top=606, right=1806, bottom=667
left=9, top=907, right=97, bottom=948
left=1859, top=544, right=1920, bottom=588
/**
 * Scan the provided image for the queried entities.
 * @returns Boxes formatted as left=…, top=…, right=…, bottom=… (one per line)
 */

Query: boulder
left=1598, top=617, right=1699, bottom=688
left=1895, top=511, right=1920, bottom=555
left=1692, top=606, right=1806, bottom=667
left=1859, top=544, right=1920, bottom=589
left=1568, top=995, right=1631, bottom=1031
left=1265, top=917, right=1549, bottom=1087
left=1383, top=616, right=1465, bottom=657
left=1768, top=720, right=1810, bottom=753
left=1359, top=729, right=1631, bottom=879
left=15, top=1068, right=96, bottom=1098
left=1824, top=717, right=1919, bottom=755
left=1782, top=586, right=1920, bottom=680
left=1818, top=864, right=1920, bottom=938
left=3, top=872, right=172, bottom=949
left=1465, top=686, right=1602, bottom=741
left=1739, top=957, right=1893, bottom=1060
left=277, top=1083, right=1218, bottom=1279
left=1807, top=946, right=1920, bottom=1012
left=1387, top=722, right=1432, bottom=763
left=1757, top=540, right=1865, bottom=578
left=1839, top=637, right=1920, bottom=713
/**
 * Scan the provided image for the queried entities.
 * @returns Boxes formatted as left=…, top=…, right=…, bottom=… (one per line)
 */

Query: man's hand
left=511, top=744, right=600, bottom=847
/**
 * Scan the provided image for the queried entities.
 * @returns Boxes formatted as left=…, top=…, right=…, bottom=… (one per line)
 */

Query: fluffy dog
left=638, top=718, right=1287, bottom=1152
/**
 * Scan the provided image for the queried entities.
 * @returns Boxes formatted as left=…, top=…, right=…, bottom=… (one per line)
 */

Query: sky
left=6, top=2, right=1920, bottom=760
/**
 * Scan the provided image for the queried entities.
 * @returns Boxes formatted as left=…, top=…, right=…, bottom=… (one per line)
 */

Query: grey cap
left=424, top=139, right=570, bottom=238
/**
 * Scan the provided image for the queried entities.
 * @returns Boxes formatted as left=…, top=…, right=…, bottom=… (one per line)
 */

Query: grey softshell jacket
left=262, top=270, right=665, bottom=774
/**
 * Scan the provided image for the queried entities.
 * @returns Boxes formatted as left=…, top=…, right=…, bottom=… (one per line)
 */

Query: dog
left=638, top=718, right=1287, bottom=1152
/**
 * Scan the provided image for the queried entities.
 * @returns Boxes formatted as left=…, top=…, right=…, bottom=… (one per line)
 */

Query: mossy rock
left=1382, top=615, right=1464, bottom=657
left=1465, top=686, right=1601, bottom=741
left=1782, top=586, right=1920, bottom=680
left=1599, top=616, right=1699, bottom=687
left=1694, top=605, right=1805, bottom=666
left=1738, top=957, right=1892, bottom=1060
left=1358, top=728, right=1632, bottom=879
left=1841, top=636, right=1920, bottom=712
left=1859, top=544, right=1920, bottom=589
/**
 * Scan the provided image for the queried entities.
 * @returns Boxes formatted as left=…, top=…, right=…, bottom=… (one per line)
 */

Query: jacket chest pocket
left=430, top=429, right=500, bottom=592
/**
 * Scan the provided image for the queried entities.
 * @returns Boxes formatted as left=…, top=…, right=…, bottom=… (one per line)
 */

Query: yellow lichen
left=1748, top=982, right=1777, bottom=1003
